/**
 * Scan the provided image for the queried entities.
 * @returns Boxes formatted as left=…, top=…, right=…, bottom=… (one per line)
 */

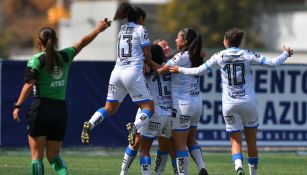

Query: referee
left=12, top=19, right=111, bottom=175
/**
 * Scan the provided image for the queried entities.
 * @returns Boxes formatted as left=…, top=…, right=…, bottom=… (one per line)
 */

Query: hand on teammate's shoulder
left=283, top=46, right=294, bottom=57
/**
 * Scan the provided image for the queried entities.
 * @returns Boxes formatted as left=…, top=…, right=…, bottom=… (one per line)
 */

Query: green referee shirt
left=26, top=47, right=76, bottom=100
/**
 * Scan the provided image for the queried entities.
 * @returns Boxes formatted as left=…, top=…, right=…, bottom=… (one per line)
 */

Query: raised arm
left=259, top=46, right=293, bottom=67
left=170, top=63, right=209, bottom=76
left=73, top=18, right=111, bottom=55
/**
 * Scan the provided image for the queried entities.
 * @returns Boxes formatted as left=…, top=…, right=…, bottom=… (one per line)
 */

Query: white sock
left=234, top=159, right=243, bottom=171
left=248, top=164, right=257, bottom=175
left=134, top=110, right=152, bottom=130
left=120, top=146, right=137, bottom=174
left=176, top=150, right=189, bottom=175
left=189, top=146, right=205, bottom=171
left=154, top=150, right=168, bottom=174
left=140, top=156, right=151, bottom=175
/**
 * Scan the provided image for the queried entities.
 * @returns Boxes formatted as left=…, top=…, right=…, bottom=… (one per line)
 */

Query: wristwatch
left=13, top=103, right=22, bottom=109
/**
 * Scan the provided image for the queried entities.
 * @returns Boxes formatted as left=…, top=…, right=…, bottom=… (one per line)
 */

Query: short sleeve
left=138, top=26, right=151, bottom=47
left=27, top=56, right=41, bottom=71
left=166, top=52, right=187, bottom=67
left=59, top=47, right=77, bottom=62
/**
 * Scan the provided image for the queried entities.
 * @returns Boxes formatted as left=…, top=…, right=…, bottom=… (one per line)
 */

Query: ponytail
left=180, top=28, right=203, bottom=68
left=189, top=34, right=202, bottom=67
left=38, top=27, right=61, bottom=73
left=113, top=2, right=146, bottom=23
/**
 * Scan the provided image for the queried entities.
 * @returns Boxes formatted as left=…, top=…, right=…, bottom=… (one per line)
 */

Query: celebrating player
left=81, top=2, right=154, bottom=146
left=158, top=28, right=209, bottom=175
left=170, top=28, right=293, bottom=175
left=12, top=20, right=110, bottom=175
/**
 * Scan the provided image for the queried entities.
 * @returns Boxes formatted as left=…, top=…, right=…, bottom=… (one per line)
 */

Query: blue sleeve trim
left=232, top=153, right=243, bottom=162
left=188, top=145, right=201, bottom=152
left=125, top=146, right=138, bottom=156
left=140, top=156, right=151, bottom=165
left=157, top=150, right=168, bottom=156
left=176, top=150, right=189, bottom=158
left=97, top=108, right=109, bottom=118
left=141, top=42, right=151, bottom=47
left=204, top=63, right=211, bottom=72
left=247, top=157, right=258, bottom=165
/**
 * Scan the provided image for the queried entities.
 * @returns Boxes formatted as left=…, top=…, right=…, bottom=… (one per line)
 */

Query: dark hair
left=38, top=27, right=61, bottom=73
left=180, top=28, right=203, bottom=67
left=113, top=2, right=146, bottom=23
left=224, top=28, right=244, bottom=47
left=151, top=45, right=164, bottom=65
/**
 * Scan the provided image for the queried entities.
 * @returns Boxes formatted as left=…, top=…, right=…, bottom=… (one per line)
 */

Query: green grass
left=0, top=148, right=306, bottom=175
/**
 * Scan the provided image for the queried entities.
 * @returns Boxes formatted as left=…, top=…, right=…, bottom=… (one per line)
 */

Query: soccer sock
left=247, top=157, right=258, bottom=175
left=172, top=158, right=179, bottom=175
left=121, top=146, right=138, bottom=174
left=140, top=156, right=151, bottom=175
left=50, top=156, right=68, bottom=175
left=88, top=108, right=109, bottom=129
left=232, top=153, right=243, bottom=171
left=176, top=150, right=189, bottom=175
left=31, top=160, right=44, bottom=175
left=154, top=150, right=168, bottom=174
left=188, top=145, right=205, bottom=171
left=133, top=109, right=152, bottom=130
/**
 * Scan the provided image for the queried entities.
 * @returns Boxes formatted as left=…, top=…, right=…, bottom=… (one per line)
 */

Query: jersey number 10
left=223, top=63, right=246, bottom=86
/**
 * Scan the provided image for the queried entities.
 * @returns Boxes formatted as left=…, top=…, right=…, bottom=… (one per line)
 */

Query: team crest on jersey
left=51, top=66, right=63, bottom=80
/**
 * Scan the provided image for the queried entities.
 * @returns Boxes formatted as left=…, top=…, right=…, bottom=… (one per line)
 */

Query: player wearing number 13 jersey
left=81, top=2, right=154, bottom=147
left=171, top=28, right=294, bottom=175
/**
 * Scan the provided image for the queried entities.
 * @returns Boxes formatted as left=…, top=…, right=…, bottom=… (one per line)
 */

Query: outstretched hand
left=169, top=66, right=180, bottom=73
left=283, top=46, right=293, bottom=57
left=96, top=18, right=112, bottom=32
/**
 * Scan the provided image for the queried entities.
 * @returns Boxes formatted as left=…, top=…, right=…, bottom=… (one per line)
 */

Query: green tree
left=157, top=0, right=262, bottom=48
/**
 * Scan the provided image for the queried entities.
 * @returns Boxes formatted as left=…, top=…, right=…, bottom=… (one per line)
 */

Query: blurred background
left=1, top=0, right=307, bottom=148
left=0, top=0, right=307, bottom=61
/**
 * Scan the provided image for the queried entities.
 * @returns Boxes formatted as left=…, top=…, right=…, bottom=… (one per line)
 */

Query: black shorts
left=26, top=97, right=67, bottom=141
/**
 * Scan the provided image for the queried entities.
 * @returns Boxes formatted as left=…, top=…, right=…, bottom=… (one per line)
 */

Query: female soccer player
left=158, top=28, right=209, bottom=175
left=120, top=41, right=178, bottom=175
left=12, top=20, right=111, bottom=175
left=170, top=28, right=293, bottom=175
left=81, top=2, right=154, bottom=146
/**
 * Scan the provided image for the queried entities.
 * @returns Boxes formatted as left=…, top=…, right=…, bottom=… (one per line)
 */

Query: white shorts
left=171, top=100, right=202, bottom=131
left=107, top=67, right=152, bottom=103
left=223, top=100, right=259, bottom=132
left=137, top=109, right=172, bottom=139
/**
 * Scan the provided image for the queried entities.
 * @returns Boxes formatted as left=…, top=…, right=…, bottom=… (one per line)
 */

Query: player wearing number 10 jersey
left=81, top=2, right=154, bottom=147
left=171, top=28, right=293, bottom=175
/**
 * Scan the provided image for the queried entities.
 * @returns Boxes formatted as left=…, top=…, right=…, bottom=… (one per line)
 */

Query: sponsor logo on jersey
left=50, top=80, right=65, bottom=87
left=180, top=115, right=191, bottom=123
left=51, top=66, right=63, bottom=80
left=148, top=121, right=161, bottom=130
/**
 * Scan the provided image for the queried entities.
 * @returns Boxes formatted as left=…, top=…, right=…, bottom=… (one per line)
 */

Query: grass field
left=0, top=147, right=306, bottom=175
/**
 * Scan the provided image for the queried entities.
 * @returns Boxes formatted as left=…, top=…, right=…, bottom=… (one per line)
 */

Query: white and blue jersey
left=179, top=48, right=290, bottom=104
left=166, top=51, right=202, bottom=130
left=167, top=51, right=201, bottom=105
left=115, top=22, right=151, bottom=71
left=178, top=48, right=289, bottom=131
left=138, top=71, right=172, bottom=138
left=107, top=22, right=152, bottom=103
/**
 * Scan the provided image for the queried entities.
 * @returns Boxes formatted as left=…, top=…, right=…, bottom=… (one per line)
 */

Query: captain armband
left=24, top=67, right=38, bottom=82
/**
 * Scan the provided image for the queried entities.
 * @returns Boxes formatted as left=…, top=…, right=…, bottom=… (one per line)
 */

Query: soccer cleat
left=236, top=167, right=245, bottom=175
left=199, top=168, right=209, bottom=175
left=81, top=121, right=91, bottom=144
left=126, top=123, right=137, bottom=145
